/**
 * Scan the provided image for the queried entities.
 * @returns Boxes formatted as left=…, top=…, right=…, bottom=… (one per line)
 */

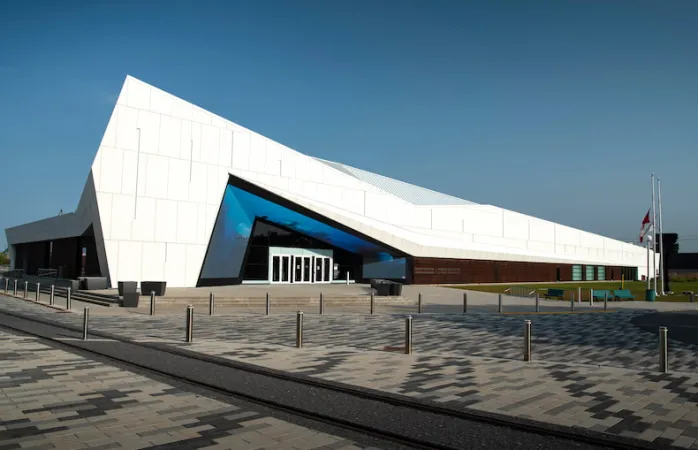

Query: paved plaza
left=2, top=293, right=698, bottom=447
left=0, top=329, right=384, bottom=450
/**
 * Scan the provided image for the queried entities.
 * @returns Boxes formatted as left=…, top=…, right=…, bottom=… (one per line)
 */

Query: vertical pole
left=498, top=293, right=503, bottom=313
left=346, top=271, right=350, bottom=285
left=658, top=178, right=665, bottom=295
left=150, top=291, right=156, bottom=316
left=82, top=307, right=89, bottom=340
left=418, top=293, right=423, bottom=314
left=590, top=289, right=594, bottom=306
left=570, top=292, right=575, bottom=311
left=659, top=326, right=668, bottom=373
left=209, top=292, right=214, bottom=316
left=185, top=305, right=194, bottom=343
left=463, top=292, right=468, bottom=314
left=370, top=291, right=375, bottom=315
left=523, top=320, right=532, bottom=362
left=604, top=292, right=608, bottom=311
left=66, top=287, right=71, bottom=310
left=265, top=292, right=270, bottom=315
left=652, top=173, right=657, bottom=296
left=577, top=287, right=581, bottom=304
left=296, top=311, right=304, bottom=348
left=535, top=292, right=540, bottom=313
left=4, top=277, right=8, bottom=294
left=646, top=234, right=651, bottom=289
left=50, top=285, right=55, bottom=306
left=36, top=283, right=40, bottom=302
left=405, top=315, right=413, bottom=354
left=24, top=281, right=28, bottom=299
left=691, top=292, right=695, bottom=303
left=13, top=279, right=17, bottom=296
left=319, top=293, right=324, bottom=315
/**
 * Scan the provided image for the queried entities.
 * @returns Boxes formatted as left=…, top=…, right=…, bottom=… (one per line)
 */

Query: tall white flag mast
left=651, top=173, right=657, bottom=295
left=658, top=178, right=665, bottom=295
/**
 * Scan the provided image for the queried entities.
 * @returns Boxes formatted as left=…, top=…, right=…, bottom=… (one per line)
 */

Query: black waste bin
left=389, top=282, right=403, bottom=296
left=141, top=281, right=167, bottom=296
left=370, top=279, right=391, bottom=296
left=118, top=281, right=137, bottom=296
left=120, top=292, right=140, bottom=308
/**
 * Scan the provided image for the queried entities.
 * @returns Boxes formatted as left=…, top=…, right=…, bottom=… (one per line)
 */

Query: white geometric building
left=5, top=76, right=651, bottom=288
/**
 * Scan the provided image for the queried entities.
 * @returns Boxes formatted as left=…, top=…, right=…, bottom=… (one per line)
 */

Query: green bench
left=544, top=288, right=565, bottom=299
left=592, top=290, right=612, bottom=301
left=612, top=289, right=635, bottom=301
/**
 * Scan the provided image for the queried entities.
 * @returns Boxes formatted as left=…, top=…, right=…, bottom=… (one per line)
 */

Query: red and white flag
left=639, top=209, right=651, bottom=243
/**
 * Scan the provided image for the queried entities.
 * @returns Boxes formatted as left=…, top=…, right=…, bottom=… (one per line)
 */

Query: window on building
left=572, top=265, right=583, bottom=281
left=585, top=265, right=595, bottom=281
left=596, top=266, right=605, bottom=280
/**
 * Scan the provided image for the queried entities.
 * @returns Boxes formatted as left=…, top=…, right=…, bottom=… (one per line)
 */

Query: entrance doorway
left=269, top=249, right=333, bottom=284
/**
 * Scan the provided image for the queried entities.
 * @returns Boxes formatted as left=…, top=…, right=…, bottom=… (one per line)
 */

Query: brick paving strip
left=0, top=329, right=383, bottom=450
left=3, top=295, right=698, bottom=448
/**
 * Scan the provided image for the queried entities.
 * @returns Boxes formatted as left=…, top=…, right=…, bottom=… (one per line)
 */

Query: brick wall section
left=411, top=257, right=629, bottom=284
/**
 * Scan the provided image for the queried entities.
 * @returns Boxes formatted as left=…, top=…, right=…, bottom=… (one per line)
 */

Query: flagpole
left=658, top=178, right=665, bottom=295
left=646, top=235, right=650, bottom=289
left=651, top=173, right=657, bottom=294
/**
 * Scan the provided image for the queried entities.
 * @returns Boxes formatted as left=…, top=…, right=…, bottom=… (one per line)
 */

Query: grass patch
left=451, top=281, right=698, bottom=302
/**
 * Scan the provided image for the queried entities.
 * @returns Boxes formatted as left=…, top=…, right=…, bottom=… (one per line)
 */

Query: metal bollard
left=498, top=293, right=503, bottom=313
left=604, top=292, right=608, bottom=311
left=405, top=315, right=413, bottom=354
left=150, top=291, right=156, bottom=316
left=24, top=281, right=28, bottom=299
left=577, top=287, right=582, bottom=304
left=36, top=283, right=40, bottom=302
left=208, top=292, right=214, bottom=316
left=346, top=272, right=350, bottom=285
left=590, top=289, right=594, bottom=306
left=265, top=292, right=270, bottom=315
left=4, top=277, right=7, bottom=294
left=185, top=305, right=194, bottom=343
left=570, top=293, right=575, bottom=312
left=659, top=326, right=668, bottom=373
left=319, top=293, right=324, bottom=315
left=370, top=291, right=375, bottom=315
left=463, top=292, right=468, bottom=314
left=296, top=311, right=304, bottom=348
left=691, top=293, right=695, bottom=303
left=418, top=293, right=423, bottom=313
left=13, top=279, right=18, bottom=296
left=82, top=307, right=90, bottom=340
left=66, top=287, right=72, bottom=310
left=50, top=285, right=55, bottom=306
left=524, top=320, right=532, bottom=362
left=535, top=292, right=540, bottom=313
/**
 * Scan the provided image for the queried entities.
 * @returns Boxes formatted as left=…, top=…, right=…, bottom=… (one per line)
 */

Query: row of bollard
left=498, top=291, right=610, bottom=314
left=5, top=279, right=68, bottom=310
left=175, top=303, right=672, bottom=371
left=0, top=277, right=672, bottom=373
left=143, top=290, right=475, bottom=317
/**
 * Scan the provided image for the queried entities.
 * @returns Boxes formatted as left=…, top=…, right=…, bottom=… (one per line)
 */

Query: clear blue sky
left=1, top=0, right=697, bottom=251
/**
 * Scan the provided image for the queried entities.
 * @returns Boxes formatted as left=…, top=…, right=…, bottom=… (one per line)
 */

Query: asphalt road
left=0, top=310, right=647, bottom=450
left=631, top=310, right=698, bottom=346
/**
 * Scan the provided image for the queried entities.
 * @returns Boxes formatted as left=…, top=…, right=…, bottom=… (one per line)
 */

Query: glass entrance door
left=269, top=250, right=332, bottom=284
left=271, top=255, right=291, bottom=283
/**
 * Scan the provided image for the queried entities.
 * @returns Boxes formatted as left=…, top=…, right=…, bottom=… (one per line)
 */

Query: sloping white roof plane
left=314, top=158, right=478, bottom=206
left=4, top=75, right=652, bottom=287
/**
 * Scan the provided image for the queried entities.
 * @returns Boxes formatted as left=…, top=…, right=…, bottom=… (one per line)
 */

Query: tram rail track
left=0, top=305, right=675, bottom=450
